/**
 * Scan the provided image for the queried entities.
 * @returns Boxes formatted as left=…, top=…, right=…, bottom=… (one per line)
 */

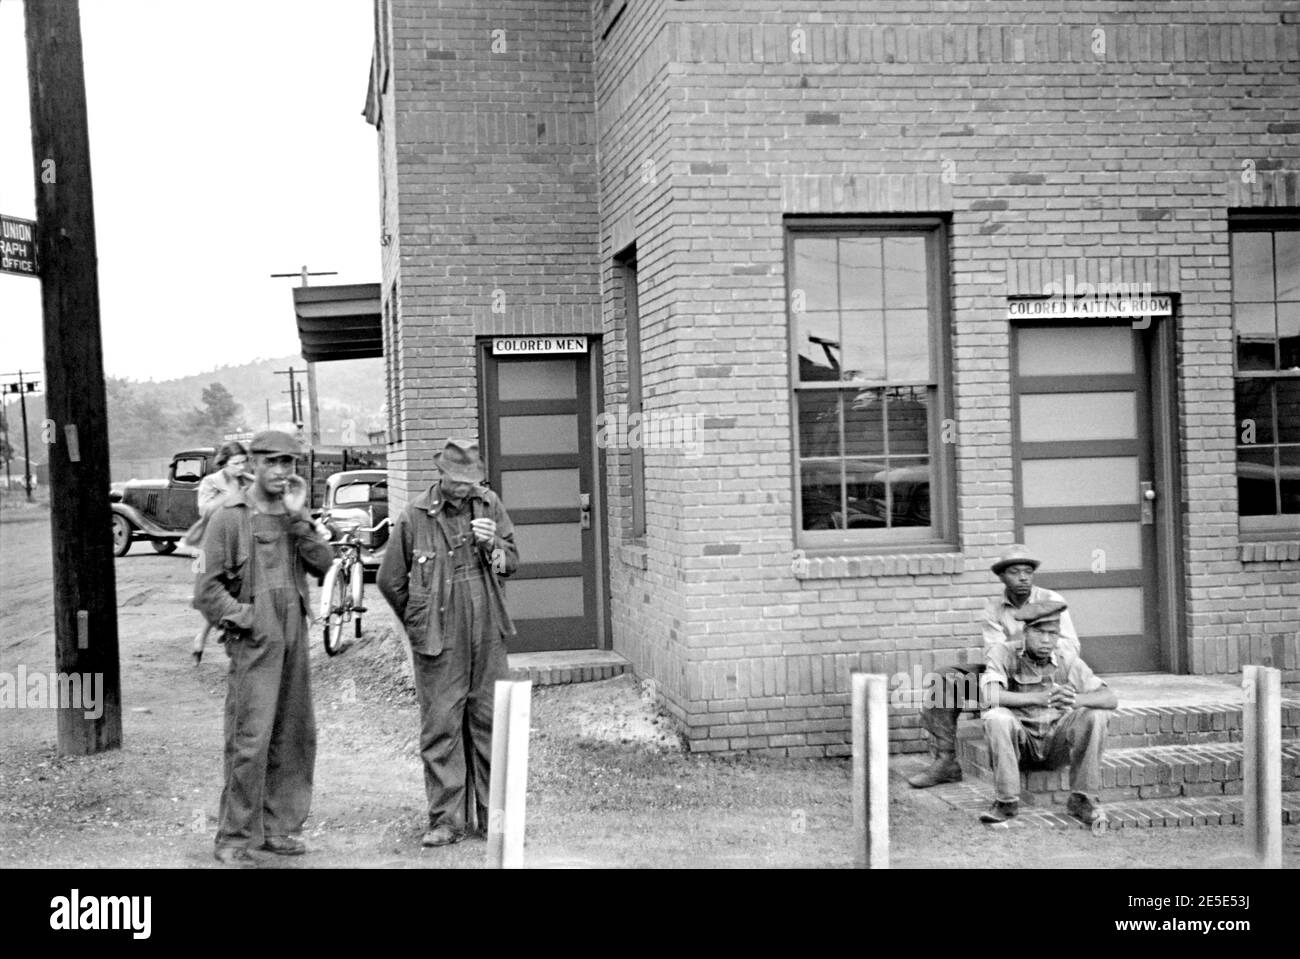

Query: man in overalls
left=378, top=439, right=519, bottom=848
left=195, top=430, right=334, bottom=865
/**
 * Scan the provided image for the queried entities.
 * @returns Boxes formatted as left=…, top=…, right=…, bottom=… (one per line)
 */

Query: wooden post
left=306, top=362, right=322, bottom=447
left=24, top=0, right=122, bottom=755
left=486, top=679, right=532, bottom=869
left=851, top=671, right=890, bottom=869
left=1242, top=665, right=1282, bottom=868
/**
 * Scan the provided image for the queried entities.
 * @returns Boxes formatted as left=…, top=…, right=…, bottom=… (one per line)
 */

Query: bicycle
left=318, top=514, right=389, bottom=656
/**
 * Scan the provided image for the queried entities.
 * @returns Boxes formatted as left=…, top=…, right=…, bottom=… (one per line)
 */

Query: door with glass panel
left=1012, top=323, right=1161, bottom=673
left=481, top=348, right=600, bottom=652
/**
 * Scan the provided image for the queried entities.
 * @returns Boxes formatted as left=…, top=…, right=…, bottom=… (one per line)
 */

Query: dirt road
left=2, top=507, right=1297, bottom=869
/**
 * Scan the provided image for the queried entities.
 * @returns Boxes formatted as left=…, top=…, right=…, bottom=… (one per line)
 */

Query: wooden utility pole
left=271, top=266, right=334, bottom=447
left=25, top=0, right=122, bottom=754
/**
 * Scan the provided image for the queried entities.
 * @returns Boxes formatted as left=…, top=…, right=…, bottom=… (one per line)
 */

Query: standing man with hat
left=978, top=599, right=1116, bottom=824
left=378, top=438, right=519, bottom=848
left=195, top=430, right=334, bottom=865
left=906, top=544, right=1079, bottom=789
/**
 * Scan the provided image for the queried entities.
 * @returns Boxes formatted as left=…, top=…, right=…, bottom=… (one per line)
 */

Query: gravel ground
left=2, top=510, right=1297, bottom=869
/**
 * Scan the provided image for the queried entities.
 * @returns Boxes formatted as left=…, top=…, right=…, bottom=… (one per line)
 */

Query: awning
left=293, top=283, right=382, bottom=362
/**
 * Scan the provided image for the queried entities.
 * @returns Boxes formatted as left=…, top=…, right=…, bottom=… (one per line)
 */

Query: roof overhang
left=292, top=283, right=382, bottom=363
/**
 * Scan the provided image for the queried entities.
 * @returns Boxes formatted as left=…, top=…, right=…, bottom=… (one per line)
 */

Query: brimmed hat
left=433, top=438, right=485, bottom=484
left=991, top=544, right=1041, bottom=576
left=249, top=430, right=303, bottom=459
left=1013, top=600, right=1068, bottom=628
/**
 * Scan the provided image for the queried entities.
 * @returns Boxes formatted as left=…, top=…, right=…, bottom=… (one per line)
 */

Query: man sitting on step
left=908, top=544, right=1079, bottom=789
left=977, top=600, right=1117, bottom=825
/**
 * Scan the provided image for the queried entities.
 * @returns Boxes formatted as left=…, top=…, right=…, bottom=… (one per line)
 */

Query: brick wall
left=596, top=1, right=1300, bottom=755
left=382, top=0, right=601, bottom=508
left=377, top=1, right=1300, bottom=756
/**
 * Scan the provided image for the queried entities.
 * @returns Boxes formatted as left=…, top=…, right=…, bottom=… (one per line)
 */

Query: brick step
left=958, top=738, right=1300, bottom=803
left=506, top=650, right=630, bottom=687
left=957, top=699, right=1300, bottom=750
left=929, top=778, right=1300, bottom=831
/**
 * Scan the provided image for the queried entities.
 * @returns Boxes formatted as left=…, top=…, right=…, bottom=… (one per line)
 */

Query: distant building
left=362, top=1, right=1300, bottom=755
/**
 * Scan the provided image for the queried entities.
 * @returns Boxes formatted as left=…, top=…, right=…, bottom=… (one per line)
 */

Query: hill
left=1, top=356, right=386, bottom=482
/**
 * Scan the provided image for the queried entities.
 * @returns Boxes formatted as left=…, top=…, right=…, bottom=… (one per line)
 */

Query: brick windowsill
left=1239, top=541, right=1300, bottom=563
left=793, top=551, right=964, bottom=580
left=618, top=542, right=649, bottom=571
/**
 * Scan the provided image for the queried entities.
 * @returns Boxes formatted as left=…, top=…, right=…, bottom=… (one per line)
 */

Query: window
left=616, top=246, right=645, bottom=538
left=788, top=218, right=953, bottom=548
left=1233, top=215, right=1300, bottom=536
left=173, top=458, right=205, bottom=484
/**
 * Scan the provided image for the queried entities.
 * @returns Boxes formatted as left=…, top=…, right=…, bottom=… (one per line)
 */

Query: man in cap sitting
left=908, top=544, right=1079, bottom=788
left=378, top=438, right=519, bottom=848
left=195, top=430, right=335, bottom=865
left=978, top=600, right=1116, bottom=824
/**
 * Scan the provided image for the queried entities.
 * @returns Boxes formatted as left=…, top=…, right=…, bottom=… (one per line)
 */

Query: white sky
left=0, top=0, right=380, bottom=383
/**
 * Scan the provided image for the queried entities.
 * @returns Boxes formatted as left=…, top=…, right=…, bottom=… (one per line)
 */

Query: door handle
left=579, top=492, right=591, bottom=529
left=1140, top=482, right=1155, bottom=525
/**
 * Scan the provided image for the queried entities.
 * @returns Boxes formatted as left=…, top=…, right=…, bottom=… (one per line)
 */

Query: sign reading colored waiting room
left=492, top=336, right=588, bottom=355
left=1007, top=294, right=1173, bottom=321
left=1, top=214, right=39, bottom=277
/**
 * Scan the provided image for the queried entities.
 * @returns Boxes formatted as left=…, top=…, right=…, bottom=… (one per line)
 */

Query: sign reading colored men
left=1, top=215, right=39, bottom=277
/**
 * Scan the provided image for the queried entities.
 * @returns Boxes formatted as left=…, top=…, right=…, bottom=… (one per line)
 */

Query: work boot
left=1067, top=792, right=1106, bottom=825
left=213, top=844, right=257, bottom=867
left=421, top=824, right=466, bottom=848
left=260, top=835, right=307, bottom=856
left=979, top=800, right=1020, bottom=824
left=907, top=755, right=962, bottom=788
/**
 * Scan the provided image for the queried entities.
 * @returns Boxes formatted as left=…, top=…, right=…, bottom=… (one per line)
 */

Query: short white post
left=486, top=679, right=532, bottom=869
left=851, top=671, right=890, bottom=869
left=1241, top=665, right=1282, bottom=869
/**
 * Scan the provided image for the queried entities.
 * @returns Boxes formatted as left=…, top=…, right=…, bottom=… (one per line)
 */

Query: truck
left=109, top=445, right=386, bottom=557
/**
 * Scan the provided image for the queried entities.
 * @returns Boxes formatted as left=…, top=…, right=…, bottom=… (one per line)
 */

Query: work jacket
left=377, top=483, right=518, bottom=656
left=193, top=489, right=334, bottom=630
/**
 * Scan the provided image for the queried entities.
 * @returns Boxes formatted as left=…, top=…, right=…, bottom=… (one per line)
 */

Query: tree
left=187, top=382, right=243, bottom=437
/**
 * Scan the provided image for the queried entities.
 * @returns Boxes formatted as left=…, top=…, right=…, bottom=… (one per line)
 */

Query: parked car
left=319, top=469, right=390, bottom=571
left=111, top=448, right=214, bottom=556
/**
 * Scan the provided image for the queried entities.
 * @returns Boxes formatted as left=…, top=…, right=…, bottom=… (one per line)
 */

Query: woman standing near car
left=185, top=441, right=252, bottom=663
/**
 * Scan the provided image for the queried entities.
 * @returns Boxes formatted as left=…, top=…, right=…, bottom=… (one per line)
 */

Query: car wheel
left=151, top=540, right=177, bottom=555
left=112, top=514, right=133, bottom=557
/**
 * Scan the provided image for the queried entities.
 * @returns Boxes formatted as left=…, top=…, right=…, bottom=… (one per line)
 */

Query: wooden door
left=1012, top=322, right=1163, bottom=672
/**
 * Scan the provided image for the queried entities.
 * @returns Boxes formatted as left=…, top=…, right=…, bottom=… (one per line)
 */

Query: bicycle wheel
left=319, top=563, right=340, bottom=622
left=322, top=564, right=350, bottom=656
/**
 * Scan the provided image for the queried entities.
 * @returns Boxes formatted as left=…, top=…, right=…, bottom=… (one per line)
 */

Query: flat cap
left=1013, top=600, right=1068, bottom=627
left=991, top=544, right=1042, bottom=575
left=249, top=430, right=303, bottom=458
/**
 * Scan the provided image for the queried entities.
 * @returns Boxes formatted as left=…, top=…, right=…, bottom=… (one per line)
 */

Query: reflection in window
left=790, top=222, right=949, bottom=543
left=1232, top=220, right=1300, bottom=531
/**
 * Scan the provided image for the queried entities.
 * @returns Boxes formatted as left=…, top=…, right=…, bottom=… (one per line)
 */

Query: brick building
left=361, top=1, right=1300, bottom=755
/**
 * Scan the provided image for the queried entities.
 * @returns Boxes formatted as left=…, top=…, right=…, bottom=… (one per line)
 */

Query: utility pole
left=273, top=367, right=305, bottom=431
left=25, top=0, right=122, bottom=754
left=271, top=266, right=334, bottom=448
left=2, top=372, right=41, bottom=500
left=1, top=402, right=11, bottom=492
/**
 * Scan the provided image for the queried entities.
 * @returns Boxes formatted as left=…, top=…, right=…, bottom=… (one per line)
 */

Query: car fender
left=110, top=502, right=177, bottom=540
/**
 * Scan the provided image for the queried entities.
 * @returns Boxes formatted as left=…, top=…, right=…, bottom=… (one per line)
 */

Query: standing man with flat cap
left=979, top=600, right=1116, bottom=824
left=195, top=430, right=334, bottom=865
left=378, top=438, right=519, bottom=848
left=908, top=544, right=1080, bottom=789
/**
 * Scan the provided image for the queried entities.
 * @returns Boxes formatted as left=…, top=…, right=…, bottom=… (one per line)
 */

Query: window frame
left=1231, top=212, right=1300, bottom=540
left=786, top=216, right=956, bottom=552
